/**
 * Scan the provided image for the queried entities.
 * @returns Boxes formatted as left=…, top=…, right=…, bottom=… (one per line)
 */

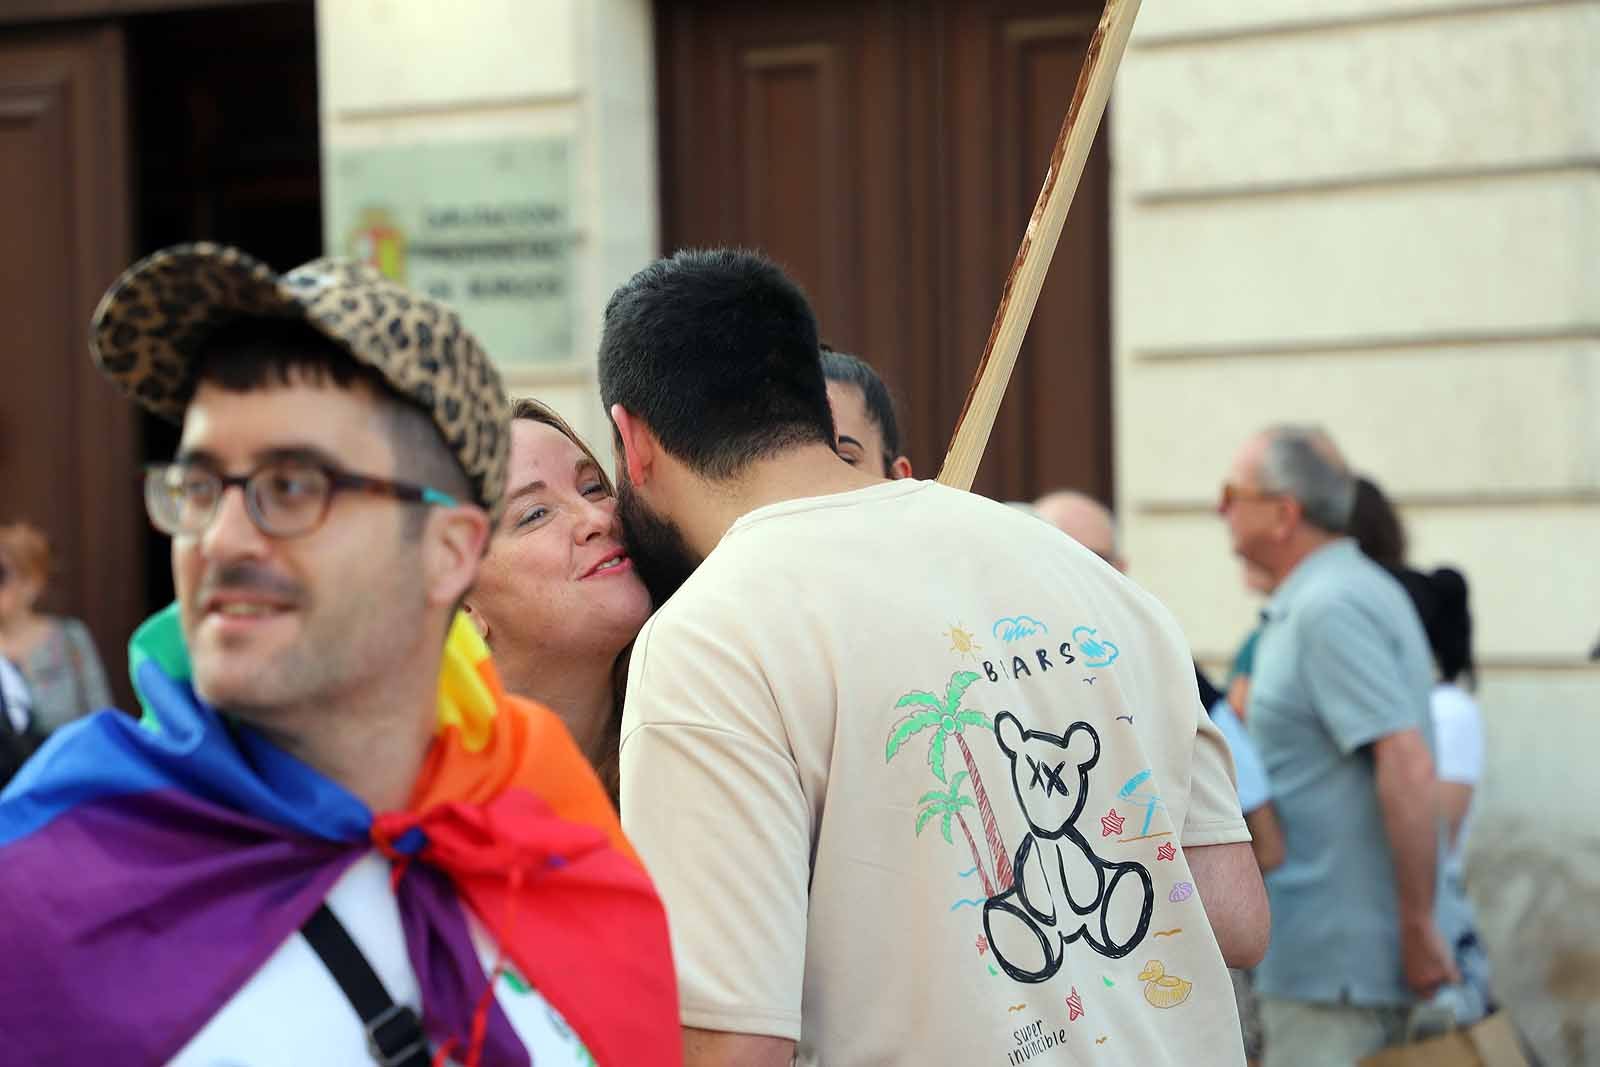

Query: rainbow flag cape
left=0, top=606, right=679, bottom=1066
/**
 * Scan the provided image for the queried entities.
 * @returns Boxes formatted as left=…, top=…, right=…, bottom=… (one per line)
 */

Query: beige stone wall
left=1113, top=2, right=1599, bottom=1059
left=1114, top=0, right=1599, bottom=709
left=315, top=0, right=657, bottom=451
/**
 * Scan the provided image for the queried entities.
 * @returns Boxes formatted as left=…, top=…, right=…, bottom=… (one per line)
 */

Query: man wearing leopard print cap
left=0, top=244, right=678, bottom=1067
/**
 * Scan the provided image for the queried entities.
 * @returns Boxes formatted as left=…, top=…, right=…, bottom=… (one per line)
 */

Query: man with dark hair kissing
left=603, top=248, right=1268, bottom=1067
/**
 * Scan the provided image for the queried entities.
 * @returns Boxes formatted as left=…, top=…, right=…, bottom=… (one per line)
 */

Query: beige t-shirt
left=621, top=480, right=1249, bottom=1066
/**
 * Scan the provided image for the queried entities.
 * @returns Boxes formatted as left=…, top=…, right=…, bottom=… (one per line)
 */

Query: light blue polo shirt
left=1247, top=539, right=1435, bottom=1006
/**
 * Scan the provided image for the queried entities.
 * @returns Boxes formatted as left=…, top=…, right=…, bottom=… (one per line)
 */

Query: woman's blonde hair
left=506, top=398, right=629, bottom=803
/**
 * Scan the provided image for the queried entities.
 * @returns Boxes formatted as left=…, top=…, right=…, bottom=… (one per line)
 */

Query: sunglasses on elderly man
left=1217, top=483, right=1285, bottom=513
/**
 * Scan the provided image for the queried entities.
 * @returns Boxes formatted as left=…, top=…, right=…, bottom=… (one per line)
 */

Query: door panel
left=0, top=25, right=138, bottom=710
left=657, top=0, right=1111, bottom=504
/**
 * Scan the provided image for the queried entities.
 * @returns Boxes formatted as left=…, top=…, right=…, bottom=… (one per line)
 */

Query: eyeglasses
left=144, top=459, right=462, bottom=539
left=1217, top=483, right=1284, bottom=513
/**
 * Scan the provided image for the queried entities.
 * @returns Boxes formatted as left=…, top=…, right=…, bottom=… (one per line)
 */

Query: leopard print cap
left=89, top=242, right=510, bottom=518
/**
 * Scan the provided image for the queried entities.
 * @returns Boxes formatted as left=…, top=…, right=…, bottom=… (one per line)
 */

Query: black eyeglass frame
left=143, top=460, right=463, bottom=540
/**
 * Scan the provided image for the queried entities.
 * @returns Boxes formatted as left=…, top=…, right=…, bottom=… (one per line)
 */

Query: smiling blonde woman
left=463, top=399, right=652, bottom=801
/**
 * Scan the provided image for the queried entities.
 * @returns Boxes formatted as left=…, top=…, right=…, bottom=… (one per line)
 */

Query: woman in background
left=0, top=522, right=111, bottom=734
left=1412, top=569, right=1480, bottom=851
left=463, top=400, right=653, bottom=802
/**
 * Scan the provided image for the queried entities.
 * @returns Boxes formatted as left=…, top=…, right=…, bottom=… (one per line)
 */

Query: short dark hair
left=820, top=346, right=902, bottom=468
left=193, top=317, right=472, bottom=538
left=597, top=249, right=834, bottom=479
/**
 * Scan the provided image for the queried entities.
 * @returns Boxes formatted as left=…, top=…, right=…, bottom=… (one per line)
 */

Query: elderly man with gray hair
left=1219, top=426, right=1457, bottom=1066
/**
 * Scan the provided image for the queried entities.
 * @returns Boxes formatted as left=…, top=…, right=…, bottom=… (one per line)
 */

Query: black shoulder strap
left=300, top=903, right=433, bottom=1067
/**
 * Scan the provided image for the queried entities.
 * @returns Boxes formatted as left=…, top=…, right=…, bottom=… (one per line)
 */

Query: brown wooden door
left=0, top=25, right=139, bottom=711
left=657, top=0, right=1112, bottom=504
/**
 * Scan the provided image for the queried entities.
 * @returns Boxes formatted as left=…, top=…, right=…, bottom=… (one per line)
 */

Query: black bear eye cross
left=1027, top=754, right=1070, bottom=797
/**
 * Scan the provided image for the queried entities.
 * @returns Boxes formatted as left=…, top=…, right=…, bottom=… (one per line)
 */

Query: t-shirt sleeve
left=1208, top=700, right=1271, bottom=814
left=1184, top=698, right=1252, bottom=847
left=1298, top=596, right=1426, bottom=756
left=1430, top=688, right=1484, bottom=785
left=619, top=614, right=810, bottom=1042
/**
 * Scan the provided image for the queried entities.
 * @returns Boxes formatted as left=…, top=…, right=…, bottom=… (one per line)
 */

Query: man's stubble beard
left=615, top=475, right=702, bottom=609
left=188, top=533, right=430, bottom=725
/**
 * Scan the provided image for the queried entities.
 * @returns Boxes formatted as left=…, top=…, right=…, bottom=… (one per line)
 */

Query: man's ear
left=890, top=455, right=914, bottom=480
left=1273, top=495, right=1305, bottom=541
left=610, top=403, right=656, bottom=487
left=424, top=506, right=491, bottom=611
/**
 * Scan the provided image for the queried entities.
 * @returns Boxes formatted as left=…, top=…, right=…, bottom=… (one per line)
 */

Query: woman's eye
left=516, top=506, right=549, bottom=528
left=581, top=481, right=609, bottom=498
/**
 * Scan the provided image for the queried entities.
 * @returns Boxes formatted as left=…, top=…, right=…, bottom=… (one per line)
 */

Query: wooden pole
left=937, top=0, right=1142, bottom=491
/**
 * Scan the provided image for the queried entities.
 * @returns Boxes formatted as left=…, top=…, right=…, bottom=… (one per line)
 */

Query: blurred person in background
left=1219, top=426, right=1454, bottom=1066
left=463, top=399, right=652, bottom=803
left=1348, top=474, right=1493, bottom=1026
left=0, top=522, right=111, bottom=733
left=1034, top=489, right=1124, bottom=568
left=819, top=345, right=914, bottom=479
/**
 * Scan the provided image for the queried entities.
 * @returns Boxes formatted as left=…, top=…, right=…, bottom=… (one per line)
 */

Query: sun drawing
left=945, top=624, right=981, bottom=660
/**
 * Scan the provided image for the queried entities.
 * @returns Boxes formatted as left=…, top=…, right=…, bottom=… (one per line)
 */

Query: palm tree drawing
left=916, top=772, right=997, bottom=896
left=887, top=670, right=1015, bottom=890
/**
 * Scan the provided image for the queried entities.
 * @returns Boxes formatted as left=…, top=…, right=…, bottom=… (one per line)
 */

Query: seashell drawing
left=1137, top=960, right=1193, bottom=1009
left=1168, top=881, right=1195, bottom=903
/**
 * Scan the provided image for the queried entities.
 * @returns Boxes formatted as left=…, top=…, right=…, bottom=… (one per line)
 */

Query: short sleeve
left=1298, top=597, right=1425, bottom=756
left=1184, top=698, right=1252, bottom=847
left=1430, top=688, right=1483, bottom=785
left=619, top=614, right=810, bottom=1041
left=1208, top=700, right=1271, bottom=814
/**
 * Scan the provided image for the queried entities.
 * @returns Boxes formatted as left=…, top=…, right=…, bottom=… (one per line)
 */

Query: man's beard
left=616, top=475, right=702, bottom=608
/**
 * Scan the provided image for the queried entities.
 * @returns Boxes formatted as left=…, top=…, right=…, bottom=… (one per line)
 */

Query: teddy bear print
left=983, top=711, right=1154, bottom=983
